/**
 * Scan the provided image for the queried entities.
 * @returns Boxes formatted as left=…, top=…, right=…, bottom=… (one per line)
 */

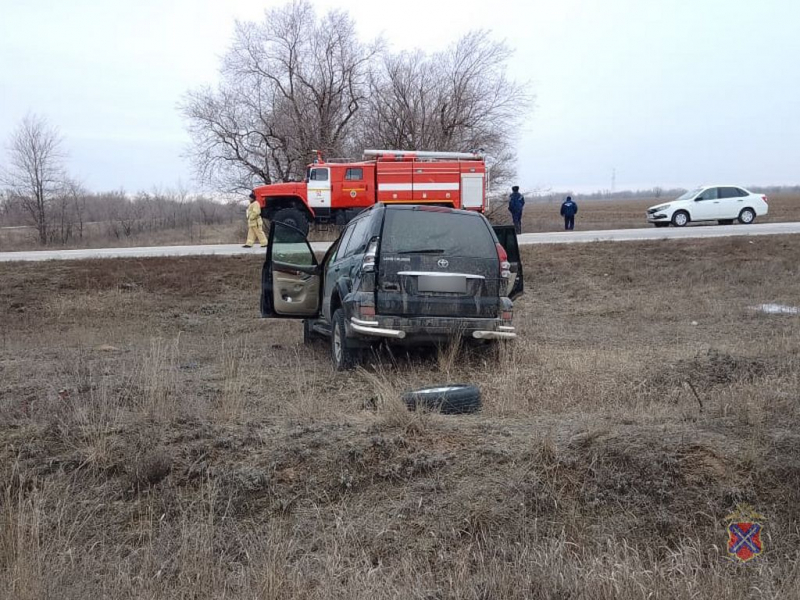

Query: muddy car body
left=261, top=204, right=523, bottom=369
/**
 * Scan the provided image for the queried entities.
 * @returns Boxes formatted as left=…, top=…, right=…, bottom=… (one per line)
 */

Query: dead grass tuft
left=138, top=337, right=181, bottom=420
left=127, top=447, right=172, bottom=492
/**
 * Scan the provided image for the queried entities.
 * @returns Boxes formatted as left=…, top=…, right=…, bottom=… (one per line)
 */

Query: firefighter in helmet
left=243, top=192, right=268, bottom=248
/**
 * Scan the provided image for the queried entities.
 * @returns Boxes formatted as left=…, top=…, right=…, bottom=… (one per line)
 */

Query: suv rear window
left=381, top=209, right=496, bottom=258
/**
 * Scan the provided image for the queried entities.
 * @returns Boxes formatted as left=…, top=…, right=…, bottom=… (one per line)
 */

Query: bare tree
left=181, top=0, right=381, bottom=192
left=65, top=179, right=88, bottom=240
left=1, top=114, right=68, bottom=245
left=182, top=3, right=530, bottom=193
left=51, top=186, right=74, bottom=244
left=357, top=30, right=531, bottom=186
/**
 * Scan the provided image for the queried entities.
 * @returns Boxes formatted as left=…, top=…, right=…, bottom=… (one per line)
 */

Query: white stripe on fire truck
left=378, top=183, right=461, bottom=192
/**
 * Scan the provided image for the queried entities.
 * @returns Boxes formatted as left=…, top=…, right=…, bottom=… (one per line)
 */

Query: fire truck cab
left=252, top=149, right=487, bottom=235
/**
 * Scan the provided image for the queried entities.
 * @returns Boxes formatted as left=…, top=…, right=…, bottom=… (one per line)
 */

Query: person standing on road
left=560, top=195, right=578, bottom=231
left=508, top=185, right=525, bottom=234
left=243, top=193, right=268, bottom=248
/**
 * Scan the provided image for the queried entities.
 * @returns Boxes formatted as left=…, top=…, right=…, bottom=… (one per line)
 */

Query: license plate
left=417, top=275, right=467, bottom=293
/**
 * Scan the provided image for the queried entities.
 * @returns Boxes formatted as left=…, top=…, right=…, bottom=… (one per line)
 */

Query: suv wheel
left=738, top=208, right=756, bottom=225
left=671, top=211, right=689, bottom=227
left=331, top=309, right=360, bottom=370
left=272, top=207, right=310, bottom=236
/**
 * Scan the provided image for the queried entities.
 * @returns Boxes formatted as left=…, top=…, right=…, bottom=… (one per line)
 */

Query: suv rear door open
left=492, top=225, right=524, bottom=300
left=261, top=221, right=322, bottom=318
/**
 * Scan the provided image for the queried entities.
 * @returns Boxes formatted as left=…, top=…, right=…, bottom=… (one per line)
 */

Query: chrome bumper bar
left=350, top=318, right=515, bottom=340
left=472, top=330, right=517, bottom=340
left=350, top=318, right=406, bottom=339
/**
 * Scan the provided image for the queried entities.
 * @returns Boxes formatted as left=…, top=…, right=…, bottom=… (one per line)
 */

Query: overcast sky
left=1, top=0, right=798, bottom=194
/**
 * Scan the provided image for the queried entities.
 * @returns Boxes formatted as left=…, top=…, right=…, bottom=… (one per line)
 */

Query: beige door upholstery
left=504, top=265, right=519, bottom=297
left=273, top=270, right=321, bottom=315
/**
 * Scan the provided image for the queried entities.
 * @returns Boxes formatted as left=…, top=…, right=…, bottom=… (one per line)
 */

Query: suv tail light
left=496, top=243, right=511, bottom=279
left=762, top=194, right=769, bottom=204
left=362, top=237, right=379, bottom=272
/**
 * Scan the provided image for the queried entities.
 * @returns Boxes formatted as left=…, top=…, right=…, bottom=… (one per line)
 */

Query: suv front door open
left=492, top=225, right=524, bottom=300
left=261, top=221, right=322, bottom=318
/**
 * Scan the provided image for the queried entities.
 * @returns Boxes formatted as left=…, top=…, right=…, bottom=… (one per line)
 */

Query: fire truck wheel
left=272, top=208, right=309, bottom=236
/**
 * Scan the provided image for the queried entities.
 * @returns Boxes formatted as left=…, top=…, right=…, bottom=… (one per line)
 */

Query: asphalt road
left=2, top=222, right=799, bottom=262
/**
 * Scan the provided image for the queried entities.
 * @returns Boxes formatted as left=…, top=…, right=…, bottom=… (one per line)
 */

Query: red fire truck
left=251, top=149, right=487, bottom=234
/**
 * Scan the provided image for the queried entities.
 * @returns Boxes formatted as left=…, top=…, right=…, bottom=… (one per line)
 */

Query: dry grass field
left=1, top=236, right=800, bottom=598
left=0, top=221, right=246, bottom=252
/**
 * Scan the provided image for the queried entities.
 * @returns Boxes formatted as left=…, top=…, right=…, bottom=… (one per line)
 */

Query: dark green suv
left=261, top=204, right=523, bottom=370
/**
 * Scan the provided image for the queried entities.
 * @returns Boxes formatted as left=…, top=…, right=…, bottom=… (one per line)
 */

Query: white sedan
left=647, top=186, right=769, bottom=227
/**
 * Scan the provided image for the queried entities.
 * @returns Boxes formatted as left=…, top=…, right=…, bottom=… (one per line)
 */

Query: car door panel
left=321, top=238, right=345, bottom=322
left=273, top=270, right=321, bottom=315
left=493, top=225, right=524, bottom=299
left=321, top=219, right=365, bottom=321
left=739, top=189, right=758, bottom=217
left=261, top=221, right=321, bottom=318
left=719, top=187, right=744, bottom=218
left=692, top=187, right=719, bottom=221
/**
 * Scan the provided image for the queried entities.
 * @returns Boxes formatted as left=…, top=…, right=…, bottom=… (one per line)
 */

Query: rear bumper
left=349, top=315, right=516, bottom=342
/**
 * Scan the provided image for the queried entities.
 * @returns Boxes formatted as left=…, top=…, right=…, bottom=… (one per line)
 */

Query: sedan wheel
left=738, top=208, right=756, bottom=224
left=672, top=211, right=689, bottom=227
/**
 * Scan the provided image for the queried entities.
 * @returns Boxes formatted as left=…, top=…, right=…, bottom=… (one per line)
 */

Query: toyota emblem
left=437, top=258, right=449, bottom=268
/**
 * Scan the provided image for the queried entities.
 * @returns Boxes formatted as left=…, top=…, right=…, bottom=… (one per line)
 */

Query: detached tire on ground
left=272, top=207, right=310, bottom=236
left=402, top=385, right=482, bottom=415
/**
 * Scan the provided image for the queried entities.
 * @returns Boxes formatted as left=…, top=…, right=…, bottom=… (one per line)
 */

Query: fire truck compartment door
left=461, top=174, right=484, bottom=209
left=307, top=167, right=331, bottom=209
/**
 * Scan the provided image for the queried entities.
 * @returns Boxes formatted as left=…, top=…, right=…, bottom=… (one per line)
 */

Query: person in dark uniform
left=508, top=185, right=525, bottom=234
left=560, top=196, right=578, bottom=230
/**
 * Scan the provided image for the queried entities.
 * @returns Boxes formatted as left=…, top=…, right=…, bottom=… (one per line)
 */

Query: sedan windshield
left=675, top=187, right=702, bottom=201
